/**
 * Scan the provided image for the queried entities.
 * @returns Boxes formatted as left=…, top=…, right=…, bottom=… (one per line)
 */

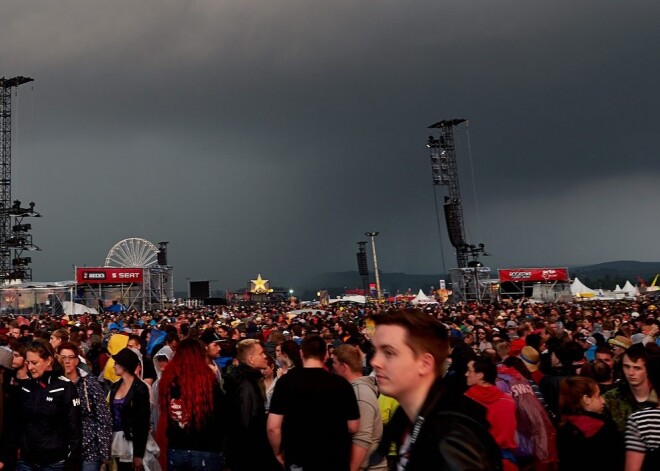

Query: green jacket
left=604, top=384, right=658, bottom=433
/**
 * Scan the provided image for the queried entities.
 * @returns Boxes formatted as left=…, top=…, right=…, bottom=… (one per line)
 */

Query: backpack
left=497, top=366, right=558, bottom=464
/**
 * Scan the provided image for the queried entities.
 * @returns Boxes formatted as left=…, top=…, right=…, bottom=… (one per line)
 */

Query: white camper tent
left=411, top=289, right=437, bottom=305
left=571, top=278, right=597, bottom=298
left=622, top=281, right=639, bottom=298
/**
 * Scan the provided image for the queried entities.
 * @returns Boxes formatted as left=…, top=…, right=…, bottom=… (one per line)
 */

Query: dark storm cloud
left=2, top=0, right=659, bottom=291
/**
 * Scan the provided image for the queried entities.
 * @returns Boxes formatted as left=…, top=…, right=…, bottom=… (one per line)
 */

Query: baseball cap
left=200, top=329, right=222, bottom=345
left=506, top=320, right=518, bottom=329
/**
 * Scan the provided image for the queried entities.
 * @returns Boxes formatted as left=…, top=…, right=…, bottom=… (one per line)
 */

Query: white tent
left=622, top=281, right=639, bottom=297
left=614, top=284, right=623, bottom=292
left=411, top=289, right=437, bottom=305
left=571, top=278, right=597, bottom=298
left=61, top=301, right=98, bottom=315
left=329, top=295, right=366, bottom=304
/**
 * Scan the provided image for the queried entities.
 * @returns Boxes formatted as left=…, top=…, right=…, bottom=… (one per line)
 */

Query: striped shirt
left=625, top=407, right=660, bottom=453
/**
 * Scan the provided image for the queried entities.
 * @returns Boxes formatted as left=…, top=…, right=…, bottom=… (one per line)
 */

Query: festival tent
left=62, top=301, right=98, bottom=315
left=595, top=289, right=621, bottom=301
left=614, top=284, right=623, bottom=292
left=622, top=281, right=639, bottom=297
left=411, top=289, right=437, bottom=305
left=571, top=278, right=597, bottom=298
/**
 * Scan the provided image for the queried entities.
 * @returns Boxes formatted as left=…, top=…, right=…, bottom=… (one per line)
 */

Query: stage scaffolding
left=76, top=266, right=174, bottom=313
left=450, top=267, right=498, bottom=303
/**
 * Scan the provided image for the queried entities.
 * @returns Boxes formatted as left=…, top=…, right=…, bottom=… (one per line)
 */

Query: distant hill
left=298, top=261, right=660, bottom=298
left=569, top=260, right=660, bottom=289
left=298, top=271, right=446, bottom=299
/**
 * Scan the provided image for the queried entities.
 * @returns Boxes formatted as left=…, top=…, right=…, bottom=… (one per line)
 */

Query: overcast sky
left=3, top=0, right=659, bottom=291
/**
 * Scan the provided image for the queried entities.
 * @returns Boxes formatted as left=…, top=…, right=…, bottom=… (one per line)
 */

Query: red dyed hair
left=158, top=337, right=216, bottom=430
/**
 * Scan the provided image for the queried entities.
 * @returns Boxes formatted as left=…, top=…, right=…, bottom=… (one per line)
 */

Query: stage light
left=12, top=223, right=31, bottom=232
left=426, top=136, right=440, bottom=148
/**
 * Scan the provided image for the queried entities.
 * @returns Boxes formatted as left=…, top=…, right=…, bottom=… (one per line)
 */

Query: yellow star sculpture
left=251, top=274, right=269, bottom=294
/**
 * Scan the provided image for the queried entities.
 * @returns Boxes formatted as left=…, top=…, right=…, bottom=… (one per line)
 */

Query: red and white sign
left=77, top=267, right=144, bottom=284
left=498, top=268, right=569, bottom=283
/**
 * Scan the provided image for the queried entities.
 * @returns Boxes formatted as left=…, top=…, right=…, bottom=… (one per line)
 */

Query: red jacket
left=466, top=384, right=518, bottom=470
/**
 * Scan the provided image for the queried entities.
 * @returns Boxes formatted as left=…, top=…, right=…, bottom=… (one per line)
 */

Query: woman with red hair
left=157, top=337, right=226, bottom=470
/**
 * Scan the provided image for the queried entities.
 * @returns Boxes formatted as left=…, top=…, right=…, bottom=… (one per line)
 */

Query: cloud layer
left=3, top=0, right=659, bottom=290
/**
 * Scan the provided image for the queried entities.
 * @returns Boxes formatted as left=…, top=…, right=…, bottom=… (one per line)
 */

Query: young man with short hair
left=595, top=346, right=615, bottom=371
left=332, top=344, right=387, bottom=471
left=368, top=309, right=501, bottom=470
left=605, top=343, right=659, bottom=433
left=268, top=335, right=360, bottom=471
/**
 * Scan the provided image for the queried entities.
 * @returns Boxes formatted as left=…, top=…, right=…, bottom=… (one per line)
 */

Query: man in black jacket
left=225, top=339, right=280, bottom=471
left=539, top=341, right=579, bottom=418
left=368, top=309, right=502, bottom=470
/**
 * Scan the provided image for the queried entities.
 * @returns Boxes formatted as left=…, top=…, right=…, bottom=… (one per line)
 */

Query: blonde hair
left=333, top=344, right=362, bottom=373
left=237, top=339, right=261, bottom=363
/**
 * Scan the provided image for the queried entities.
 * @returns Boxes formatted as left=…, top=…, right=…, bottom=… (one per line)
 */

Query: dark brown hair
left=27, top=338, right=55, bottom=359
left=371, top=309, right=448, bottom=377
left=559, top=376, right=598, bottom=418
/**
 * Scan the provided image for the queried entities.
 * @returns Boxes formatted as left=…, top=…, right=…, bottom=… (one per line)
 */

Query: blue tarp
left=105, top=303, right=127, bottom=313
left=146, top=329, right=167, bottom=355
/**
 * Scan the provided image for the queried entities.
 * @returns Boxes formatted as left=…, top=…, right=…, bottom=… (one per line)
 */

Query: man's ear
left=418, top=352, right=435, bottom=376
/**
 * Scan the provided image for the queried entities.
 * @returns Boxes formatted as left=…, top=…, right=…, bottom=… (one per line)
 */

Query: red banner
left=77, top=267, right=144, bottom=284
left=498, top=268, right=569, bottom=283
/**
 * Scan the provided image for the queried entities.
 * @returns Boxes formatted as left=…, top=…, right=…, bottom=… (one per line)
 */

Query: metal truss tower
left=427, top=119, right=469, bottom=268
left=0, top=76, right=36, bottom=282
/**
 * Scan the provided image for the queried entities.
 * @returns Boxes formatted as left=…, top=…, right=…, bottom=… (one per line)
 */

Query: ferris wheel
left=104, top=238, right=159, bottom=268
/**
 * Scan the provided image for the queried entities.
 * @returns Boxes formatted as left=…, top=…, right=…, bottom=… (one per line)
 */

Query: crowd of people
left=0, top=297, right=660, bottom=470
